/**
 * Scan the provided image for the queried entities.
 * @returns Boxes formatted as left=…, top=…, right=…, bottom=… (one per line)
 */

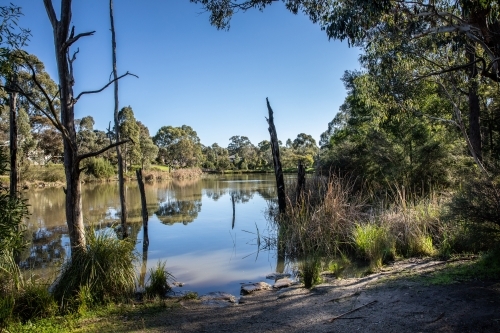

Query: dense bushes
left=83, top=157, right=115, bottom=180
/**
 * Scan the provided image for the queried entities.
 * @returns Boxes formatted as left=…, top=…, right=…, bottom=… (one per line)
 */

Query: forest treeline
left=0, top=56, right=320, bottom=179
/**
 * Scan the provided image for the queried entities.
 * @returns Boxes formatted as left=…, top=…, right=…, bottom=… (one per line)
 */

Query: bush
left=446, top=176, right=500, bottom=251
left=145, top=261, right=174, bottom=298
left=52, top=226, right=137, bottom=311
left=13, top=282, right=57, bottom=322
left=83, top=157, right=115, bottom=180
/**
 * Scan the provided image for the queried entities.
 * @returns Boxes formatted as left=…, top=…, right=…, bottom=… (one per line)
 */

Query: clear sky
left=13, top=0, right=361, bottom=147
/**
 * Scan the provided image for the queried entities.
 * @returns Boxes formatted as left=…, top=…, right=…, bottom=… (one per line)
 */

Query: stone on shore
left=240, top=282, right=272, bottom=295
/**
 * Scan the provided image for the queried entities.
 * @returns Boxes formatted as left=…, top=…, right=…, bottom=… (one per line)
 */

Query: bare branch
left=61, top=31, right=95, bottom=52
left=43, top=0, right=57, bottom=28
left=74, top=71, right=138, bottom=103
left=78, top=139, right=130, bottom=161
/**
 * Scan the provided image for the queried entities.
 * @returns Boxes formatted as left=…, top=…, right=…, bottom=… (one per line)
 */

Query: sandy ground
left=124, top=258, right=500, bottom=333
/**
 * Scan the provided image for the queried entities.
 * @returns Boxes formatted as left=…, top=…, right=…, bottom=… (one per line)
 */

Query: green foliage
left=23, top=164, right=65, bottom=183
left=145, top=261, right=174, bottom=298
left=153, top=125, right=202, bottom=168
left=83, top=157, right=115, bottom=180
left=12, top=282, right=57, bottom=323
left=353, top=223, right=395, bottom=268
left=445, top=175, right=500, bottom=251
left=52, top=226, right=137, bottom=311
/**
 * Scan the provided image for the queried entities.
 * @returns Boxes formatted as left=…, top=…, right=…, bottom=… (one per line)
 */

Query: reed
left=52, top=226, right=137, bottom=311
left=145, top=261, right=174, bottom=298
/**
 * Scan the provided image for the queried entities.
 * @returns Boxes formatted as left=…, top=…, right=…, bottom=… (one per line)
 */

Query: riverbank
left=12, top=257, right=498, bottom=332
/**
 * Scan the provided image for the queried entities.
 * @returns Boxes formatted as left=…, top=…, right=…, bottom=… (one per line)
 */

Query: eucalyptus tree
left=137, top=121, right=158, bottom=169
left=153, top=125, right=203, bottom=168
left=0, top=4, right=30, bottom=196
left=118, top=106, right=140, bottom=171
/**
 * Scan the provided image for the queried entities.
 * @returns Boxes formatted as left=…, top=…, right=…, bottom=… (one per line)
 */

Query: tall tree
left=137, top=121, right=158, bottom=169
left=118, top=106, right=140, bottom=171
left=153, top=125, right=202, bottom=168
left=110, top=0, right=129, bottom=238
left=23, top=0, right=135, bottom=251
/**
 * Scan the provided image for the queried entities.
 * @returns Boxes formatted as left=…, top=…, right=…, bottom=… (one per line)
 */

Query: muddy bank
left=125, top=258, right=500, bottom=332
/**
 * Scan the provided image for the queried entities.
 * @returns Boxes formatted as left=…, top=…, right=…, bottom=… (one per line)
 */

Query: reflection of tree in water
left=20, top=226, right=67, bottom=269
left=155, top=200, right=202, bottom=225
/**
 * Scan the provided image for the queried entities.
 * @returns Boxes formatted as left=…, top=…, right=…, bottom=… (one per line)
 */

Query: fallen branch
left=328, top=300, right=377, bottom=323
left=427, top=312, right=445, bottom=323
left=325, top=291, right=360, bottom=303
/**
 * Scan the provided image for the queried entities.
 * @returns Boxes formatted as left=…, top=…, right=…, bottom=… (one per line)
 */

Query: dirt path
left=125, top=258, right=500, bottom=332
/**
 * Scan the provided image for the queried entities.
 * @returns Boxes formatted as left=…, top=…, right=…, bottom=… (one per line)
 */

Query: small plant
left=353, top=223, right=395, bottom=269
left=299, top=255, right=322, bottom=288
left=145, top=261, right=174, bottom=298
left=181, top=291, right=198, bottom=300
left=13, top=282, right=57, bottom=323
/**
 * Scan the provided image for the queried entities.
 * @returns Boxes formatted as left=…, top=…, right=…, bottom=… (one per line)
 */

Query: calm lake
left=22, top=174, right=289, bottom=297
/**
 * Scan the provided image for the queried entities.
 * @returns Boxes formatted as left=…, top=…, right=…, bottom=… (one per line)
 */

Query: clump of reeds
left=276, top=174, right=366, bottom=258
left=170, top=168, right=203, bottom=180
left=145, top=261, right=174, bottom=298
left=298, top=255, right=323, bottom=288
left=352, top=223, right=395, bottom=269
left=271, top=173, right=452, bottom=272
left=52, top=226, right=137, bottom=312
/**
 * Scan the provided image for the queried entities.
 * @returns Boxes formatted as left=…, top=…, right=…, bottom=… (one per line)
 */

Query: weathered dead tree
left=136, top=168, right=149, bottom=228
left=266, top=98, right=286, bottom=215
left=295, top=161, right=306, bottom=205
left=40, top=0, right=135, bottom=252
left=110, top=0, right=128, bottom=238
left=137, top=167, right=149, bottom=288
left=8, top=78, right=19, bottom=197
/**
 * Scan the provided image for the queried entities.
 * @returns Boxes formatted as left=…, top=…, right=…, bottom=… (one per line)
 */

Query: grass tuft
left=52, top=225, right=137, bottom=312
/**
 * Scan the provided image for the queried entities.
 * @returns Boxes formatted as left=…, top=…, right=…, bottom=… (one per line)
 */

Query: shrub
left=52, top=226, right=137, bottom=311
left=446, top=176, right=500, bottom=251
left=145, top=261, right=174, bottom=298
left=13, top=282, right=57, bottom=322
left=83, top=157, right=115, bottom=180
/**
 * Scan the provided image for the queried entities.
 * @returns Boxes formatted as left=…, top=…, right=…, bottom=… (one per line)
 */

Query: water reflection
left=22, top=174, right=282, bottom=295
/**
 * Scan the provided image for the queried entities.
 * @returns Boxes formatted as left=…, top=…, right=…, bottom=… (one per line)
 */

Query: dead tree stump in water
left=266, top=98, right=286, bottom=215
left=136, top=168, right=149, bottom=246
left=296, top=161, right=306, bottom=205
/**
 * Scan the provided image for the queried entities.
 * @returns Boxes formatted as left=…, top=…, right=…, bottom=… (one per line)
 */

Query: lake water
left=22, top=174, right=290, bottom=297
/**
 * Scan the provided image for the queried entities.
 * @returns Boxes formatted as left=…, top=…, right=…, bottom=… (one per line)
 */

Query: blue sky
left=14, top=0, right=360, bottom=147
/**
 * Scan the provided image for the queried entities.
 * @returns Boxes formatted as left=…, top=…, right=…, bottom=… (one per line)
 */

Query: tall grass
left=270, top=175, right=454, bottom=272
left=52, top=226, right=137, bottom=311
left=276, top=174, right=365, bottom=258
left=145, top=261, right=174, bottom=298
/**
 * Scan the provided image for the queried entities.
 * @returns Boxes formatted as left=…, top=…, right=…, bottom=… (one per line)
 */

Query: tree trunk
left=110, top=0, right=128, bottom=238
left=9, top=88, right=18, bottom=198
left=136, top=168, right=148, bottom=225
left=44, top=0, right=86, bottom=251
left=467, top=45, right=482, bottom=161
left=266, top=98, right=286, bottom=215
